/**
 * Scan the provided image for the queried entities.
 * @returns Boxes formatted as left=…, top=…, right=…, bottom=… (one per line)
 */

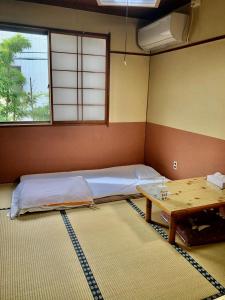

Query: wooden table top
left=136, top=177, right=225, bottom=215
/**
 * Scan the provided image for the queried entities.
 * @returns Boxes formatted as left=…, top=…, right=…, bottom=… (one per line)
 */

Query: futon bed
left=10, top=164, right=165, bottom=218
left=20, top=164, right=163, bottom=198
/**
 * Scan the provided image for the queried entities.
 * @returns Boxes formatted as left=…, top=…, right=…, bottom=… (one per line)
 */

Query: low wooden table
left=137, top=177, right=225, bottom=244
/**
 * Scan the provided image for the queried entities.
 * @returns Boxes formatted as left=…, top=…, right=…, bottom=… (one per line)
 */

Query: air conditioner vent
left=138, top=13, right=188, bottom=51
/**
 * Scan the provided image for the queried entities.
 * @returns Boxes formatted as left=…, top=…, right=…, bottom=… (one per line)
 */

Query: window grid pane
left=80, top=37, right=83, bottom=120
left=53, top=105, right=78, bottom=121
left=51, top=32, right=107, bottom=123
left=76, top=36, right=79, bottom=120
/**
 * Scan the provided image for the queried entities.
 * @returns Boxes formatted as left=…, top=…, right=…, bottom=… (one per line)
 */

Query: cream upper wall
left=110, top=54, right=149, bottom=122
left=0, top=0, right=149, bottom=123
left=148, top=0, right=225, bottom=140
left=0, top=0, right=143, bottom=53
left=190, top=0, right=225, bottom=42
left=148, top=41, right=225, bottom=140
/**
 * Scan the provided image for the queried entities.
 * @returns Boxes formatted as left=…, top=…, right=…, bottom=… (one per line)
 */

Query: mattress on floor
left=20, top=164, right=165, bottom=199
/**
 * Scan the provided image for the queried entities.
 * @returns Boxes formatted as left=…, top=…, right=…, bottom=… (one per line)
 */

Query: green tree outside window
left=0, top=34, right=50, bottom=122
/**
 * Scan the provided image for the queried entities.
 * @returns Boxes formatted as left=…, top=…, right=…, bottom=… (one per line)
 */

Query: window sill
left=53, top=120, right=108, bottom=126
left=0, top=122, right=52, bottom=127
left=0, top=121, right=109, bottom=127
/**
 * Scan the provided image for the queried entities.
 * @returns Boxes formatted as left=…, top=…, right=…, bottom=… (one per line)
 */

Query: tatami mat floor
left=0, top=184, right=225, bottom=299
left=132, top=198, right=225, bottom=287
left=0, top=210, right=93, bottom=300
left=67, top=201, right=220, bottom=299
left=0, top=184, right=14, bottom=209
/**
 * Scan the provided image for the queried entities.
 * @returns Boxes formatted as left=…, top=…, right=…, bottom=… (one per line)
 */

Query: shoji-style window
left=50, top=32, right=109, bottom=124
left=0, top=25, right=50, bottom=125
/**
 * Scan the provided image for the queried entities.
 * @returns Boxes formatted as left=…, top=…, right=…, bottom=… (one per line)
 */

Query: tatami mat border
left=202, top=292, right=224, bottom=300
left=0, top=208, right=9, bottom=211
left=126, top=199, right=225, bottom=296
left=60, top=210, right=104, bottom=300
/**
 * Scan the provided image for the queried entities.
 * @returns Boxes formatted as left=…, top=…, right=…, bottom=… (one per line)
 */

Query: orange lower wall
left=0, top=123, right=145, bottom=183
left=2, top=121, right=224, bottom=183
left=145, top=123, right=225, bottom=180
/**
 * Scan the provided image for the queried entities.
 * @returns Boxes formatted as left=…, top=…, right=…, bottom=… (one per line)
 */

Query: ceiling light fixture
left=96, top=0, right=161, bottom=8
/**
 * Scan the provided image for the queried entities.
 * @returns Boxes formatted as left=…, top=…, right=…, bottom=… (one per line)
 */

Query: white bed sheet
left=10, top=176, right=93, bottom=219
left=21, top=164, right=165, bottom=199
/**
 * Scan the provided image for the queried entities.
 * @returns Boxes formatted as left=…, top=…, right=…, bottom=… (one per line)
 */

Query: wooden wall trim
left=111, top=33, right=225, bottom=57
left=0, top=22, right=109, bottom=39
left=110, top=50, right=150, bottom=56
left=3, top=20, right=225, bottom=58
left=151, top=34, right=225, bottom=56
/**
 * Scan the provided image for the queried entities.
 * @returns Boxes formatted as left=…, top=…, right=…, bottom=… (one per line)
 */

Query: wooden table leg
left=219, top=205, right=225, bottom=217
left=168, top=215, right=177, bottom=244
left=145, top=199, right=152, bottom=223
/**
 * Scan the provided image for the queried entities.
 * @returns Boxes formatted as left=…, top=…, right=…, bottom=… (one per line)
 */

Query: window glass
left=0, top=29, right=50, bottom=123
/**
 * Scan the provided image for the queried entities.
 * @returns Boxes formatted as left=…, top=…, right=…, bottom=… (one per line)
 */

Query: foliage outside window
left=0, top=26, right=109, bottom=125
left=0, top=29, right=50, bottom=124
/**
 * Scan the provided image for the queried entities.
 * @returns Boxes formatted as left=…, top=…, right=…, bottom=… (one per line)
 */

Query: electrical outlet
left=191, top=0, right=201, bottom=8
left=173, top=161, right=178, bottom=170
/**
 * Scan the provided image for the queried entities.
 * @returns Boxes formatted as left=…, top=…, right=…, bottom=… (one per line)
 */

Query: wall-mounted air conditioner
left=138, top=12, right=189, bottom=51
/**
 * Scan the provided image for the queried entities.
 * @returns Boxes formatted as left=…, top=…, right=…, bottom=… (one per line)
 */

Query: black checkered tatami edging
left=60, top=210, right=104, bottom=300
left=126, top=199, right=225, bottom=297
left=202, top=292, right=224, bottom=300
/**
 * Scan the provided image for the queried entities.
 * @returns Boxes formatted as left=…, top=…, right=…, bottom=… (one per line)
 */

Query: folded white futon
left=20, top=164, right=164, bottom=199
left=10, top=165, right=164, bottom=219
